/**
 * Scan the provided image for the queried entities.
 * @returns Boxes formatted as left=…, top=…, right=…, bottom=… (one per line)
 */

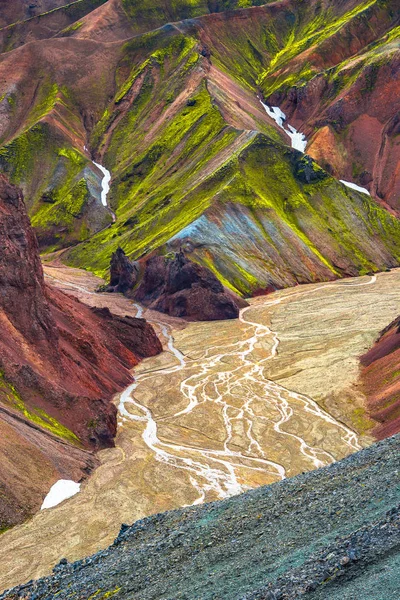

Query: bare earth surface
left=1, top=266, right=400, bottom=592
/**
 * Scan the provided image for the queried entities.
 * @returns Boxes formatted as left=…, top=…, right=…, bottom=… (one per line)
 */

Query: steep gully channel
left=41, top=104, right=372, bottom=509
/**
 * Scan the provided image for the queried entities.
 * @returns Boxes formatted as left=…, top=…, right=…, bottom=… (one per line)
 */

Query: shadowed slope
left=361, top=316, right=400, bottom=439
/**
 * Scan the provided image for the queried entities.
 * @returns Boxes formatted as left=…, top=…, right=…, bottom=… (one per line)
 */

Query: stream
left=42, top=115, right=371, bottom=510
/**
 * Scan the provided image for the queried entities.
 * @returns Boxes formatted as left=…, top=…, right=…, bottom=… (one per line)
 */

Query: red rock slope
left=360, top=316, right=400, bottom=439
left=0, top=175, right=162, bottom=530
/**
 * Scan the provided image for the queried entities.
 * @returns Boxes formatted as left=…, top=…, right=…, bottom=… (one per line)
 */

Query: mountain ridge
left=0, top=174, right=162, bottom=531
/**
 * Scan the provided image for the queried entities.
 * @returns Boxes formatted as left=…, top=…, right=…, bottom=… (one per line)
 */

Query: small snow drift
left=260, top=101, right=307, bottom=152
left=93, top=162, right=111, bottom=207
left=41, top=480, right=81, bottom=510
left=340, top=180, right=371, bottom=195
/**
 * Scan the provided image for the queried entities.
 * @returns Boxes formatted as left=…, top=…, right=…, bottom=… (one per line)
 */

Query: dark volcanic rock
left=133, top=251, right=247, bottom=321
left=291, top=154, right=328, bottom=184
left=0, top=176, right=162, bottom=531
left=2, top=435, right=400, bottom=599
left=109, top=247, right=139, bottom=293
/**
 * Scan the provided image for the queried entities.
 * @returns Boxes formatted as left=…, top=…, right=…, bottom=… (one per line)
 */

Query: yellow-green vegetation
left=258, top=0, right=378, bottom=95
left=60, top=21, right=84, bottom=36
left=0, top=0, right=399, bottom=294
left=0, top=117, right=110, bottom=249
left=351, top=407, right=376, bottom=435
left=0, top=373, right=80, bottom=444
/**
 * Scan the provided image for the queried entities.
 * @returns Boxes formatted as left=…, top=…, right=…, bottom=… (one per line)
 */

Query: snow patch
left=340, top=180, right=370, bottom=196
left=41, top=480, right=81, bottom=510
left=93, top=161, right=111, bottom=207
left=260, top=102, right=307, bottom=152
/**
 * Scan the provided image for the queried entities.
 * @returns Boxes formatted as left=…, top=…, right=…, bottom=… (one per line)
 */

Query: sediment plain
left=1, top=266, right=400, bottom=592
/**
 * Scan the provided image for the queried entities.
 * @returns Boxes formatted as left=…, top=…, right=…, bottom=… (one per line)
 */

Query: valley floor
left=1, top=267, right=400, bottom=591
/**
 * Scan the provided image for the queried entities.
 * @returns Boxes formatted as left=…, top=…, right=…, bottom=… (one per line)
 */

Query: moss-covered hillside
left=0, top=0, right=399, bottom=294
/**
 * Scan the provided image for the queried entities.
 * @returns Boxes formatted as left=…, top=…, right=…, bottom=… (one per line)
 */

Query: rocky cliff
left=0, top=175, right=162, bottom=531
left=2, top=433, right=399, bottom=599
left=107, top=248, right=247, bottom=320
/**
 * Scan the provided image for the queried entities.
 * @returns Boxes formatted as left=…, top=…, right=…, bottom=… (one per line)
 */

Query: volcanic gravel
left=2, top=435, right=399, bottom=599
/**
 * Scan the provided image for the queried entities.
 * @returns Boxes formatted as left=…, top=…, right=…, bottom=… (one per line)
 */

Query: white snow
left=260, top=101, right=307, bottom=152
left=262, top=103, right=286, bottom=128
left=286, top=124, right=308, bottom=153
left=260, top=101, right=373, bottom=193
left=340, top=180, right=370, bottom=196
left=41, top=479, right=81, bottom=510
left=93, top=161, right=111, bottom=207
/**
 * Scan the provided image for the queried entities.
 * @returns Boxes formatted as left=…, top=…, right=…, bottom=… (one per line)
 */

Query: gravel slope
left=2, top=435, right=399, bottom=599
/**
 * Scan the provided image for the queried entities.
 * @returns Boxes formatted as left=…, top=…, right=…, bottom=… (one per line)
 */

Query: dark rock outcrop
left=0, top=176, right=162, bottom=530
left=109, top=247, right=139, bottom=293
left=108, top=249, right=248, bottom=320
left=91, top=307, right=162, bottom=359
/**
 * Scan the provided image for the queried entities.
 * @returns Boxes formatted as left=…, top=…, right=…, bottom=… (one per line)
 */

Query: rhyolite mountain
left=0, top=0, right=399, bottom=295
left=0, top=175, right=161, bottom=532
left=2, top=434, right=399, bottom=600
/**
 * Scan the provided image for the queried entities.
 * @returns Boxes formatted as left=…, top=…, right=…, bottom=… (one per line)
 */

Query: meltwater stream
left=117, top=275, right=369, bottom=505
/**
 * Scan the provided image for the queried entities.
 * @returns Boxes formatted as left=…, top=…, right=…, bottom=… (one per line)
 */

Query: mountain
left=0, top=175, right=161, bottom=532
left=0, top=0, right=399, bottom=295
left=1, top=433, right=399, bottom=599
left=360, top=315, right=400, bottom=439
left=0, top=1, right=399, bottom=596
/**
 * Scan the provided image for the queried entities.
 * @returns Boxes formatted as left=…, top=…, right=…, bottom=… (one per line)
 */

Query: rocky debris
left=243, top=507, right=400, bottom=599
left=2, top=434, right=399, bottom=599
left=109, top=247, right=139, bottom=293
left=108, top=249, right=248, bottom=321
left=0, top=176, right=162, bottom=530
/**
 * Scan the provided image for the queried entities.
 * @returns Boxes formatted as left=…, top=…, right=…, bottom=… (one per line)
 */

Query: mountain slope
left=263, top=0, right=400, bottom=213
left=2, top=433, right=399, bottom=599
left=0, top=175, right=161, bottom=531
left=360, top=315, right=400, bottom=439
left=0, top=0, right=398, bottom=295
